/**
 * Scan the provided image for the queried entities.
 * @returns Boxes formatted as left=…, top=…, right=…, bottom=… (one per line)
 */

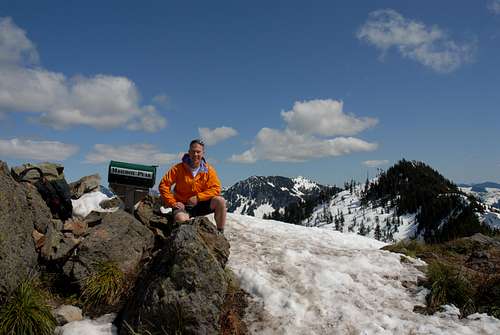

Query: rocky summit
left=0, top=160, right=243, bottom=335
left=118, top=217, right=230, bottom=335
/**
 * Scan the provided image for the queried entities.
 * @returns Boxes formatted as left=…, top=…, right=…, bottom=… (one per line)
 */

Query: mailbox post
left=108, top=161, right=157, bottom=213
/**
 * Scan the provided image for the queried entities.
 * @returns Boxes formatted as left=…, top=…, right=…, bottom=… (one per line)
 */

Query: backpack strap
left=14, top=166, right=44, bottom=183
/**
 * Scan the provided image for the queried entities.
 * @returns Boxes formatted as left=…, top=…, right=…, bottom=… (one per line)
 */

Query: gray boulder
left=23, top=180, right=53, bottom=234
left=0, top=161, right=50, bottom=295
left=134, top=195, right=172, bottom=239
left=69, top=174, right=101, bottom=199
left=52, top=305, right=83, bottom=325
left=100, top=197, right=123, bottom=209
left=118, top=217, right=230, bottom=335
left=63, top=210, right=154, bottom=284
left=40, top=220, right=81, bottom=262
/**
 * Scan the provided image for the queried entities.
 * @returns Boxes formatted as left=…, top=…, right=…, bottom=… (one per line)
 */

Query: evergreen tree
left=358, top=221, right=367, bottom=236
left=374, top=223, right=382, bottom=240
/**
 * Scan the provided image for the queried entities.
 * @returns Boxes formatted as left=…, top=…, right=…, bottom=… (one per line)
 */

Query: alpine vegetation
left=0, top=279, right=56, bottom=335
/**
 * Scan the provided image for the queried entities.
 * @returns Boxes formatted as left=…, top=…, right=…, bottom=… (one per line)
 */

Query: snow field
left=224, top=213, right=500, bottom=335
left=58, top=205, right=500, bottom=334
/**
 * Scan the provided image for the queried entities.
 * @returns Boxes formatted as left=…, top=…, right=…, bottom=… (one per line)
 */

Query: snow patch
left=292, top=176, right=319, bottom=191
left=253, top=203, right=275, bottom=218
left=55, top=313, right=117, bottom=335
left=71, top=192, right=119, bottom=218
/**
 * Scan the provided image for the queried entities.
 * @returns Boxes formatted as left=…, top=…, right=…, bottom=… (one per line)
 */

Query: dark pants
left=173, top=200, right=214, bottom=217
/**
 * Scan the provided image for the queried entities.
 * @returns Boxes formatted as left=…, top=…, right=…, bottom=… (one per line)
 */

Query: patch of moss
left=0, top=279, right=56, bottom=335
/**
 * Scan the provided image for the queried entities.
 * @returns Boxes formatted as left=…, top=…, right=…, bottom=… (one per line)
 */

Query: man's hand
left=187, top=196, right=198, bottom=206
left=174, top=202, right=185, bottom=210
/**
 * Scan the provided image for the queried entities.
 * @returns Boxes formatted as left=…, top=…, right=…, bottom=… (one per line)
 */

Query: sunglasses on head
left=190, top=139, right=205, bottom=147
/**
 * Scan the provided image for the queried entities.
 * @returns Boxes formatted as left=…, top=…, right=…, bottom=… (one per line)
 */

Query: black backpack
left=16, top=167, right=73, bottom=221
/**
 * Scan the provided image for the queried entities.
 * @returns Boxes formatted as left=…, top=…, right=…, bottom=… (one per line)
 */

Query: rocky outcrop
left=63, top=210, right=154, bottom=284
left=134, top=195, right=172, bottom=241
left=69, top=174, right=101, bottom=199
left=40, top=219, right=81, bottom=262
left=118, top=217, right=230, bottom=335
left=0, top=161, right=51, bottom=296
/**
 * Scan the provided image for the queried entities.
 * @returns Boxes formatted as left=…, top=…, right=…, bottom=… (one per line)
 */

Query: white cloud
left=281, top=99, right=378, bottom=136
left=231, top=128, right=377, bottom=163
left=229, top=149, right=258, bottom=164
left=127, top=105, right=167, bottom=133
left=0, top=17, right=38, bottom=65
left=85, top=144, right=177, bottom=165
left=198, top=126, right=238, bottom=145
left=362, top=160, right=389, bottom=167
left=152, top=93, right=169, bottom=106
left=488, top=0, right=500, bottom=14
left=357, top=9, right=474, bottom=73
left=0, top=17, right=167, bottom=132
left=0, top=138, right=78, bottom=161
left=230, top=99, right=378, bottom=163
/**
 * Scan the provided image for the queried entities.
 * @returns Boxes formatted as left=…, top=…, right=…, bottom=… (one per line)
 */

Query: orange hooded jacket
left=158, top=159, right=221, bottom=207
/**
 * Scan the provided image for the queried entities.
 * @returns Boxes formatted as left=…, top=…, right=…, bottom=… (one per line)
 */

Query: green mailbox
left=108, top=161, right=156, bottom=188
left=108, top=161, right=157, bottom=212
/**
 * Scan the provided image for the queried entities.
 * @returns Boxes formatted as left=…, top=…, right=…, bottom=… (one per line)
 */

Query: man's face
left=188, top=143, right=204, bottom=167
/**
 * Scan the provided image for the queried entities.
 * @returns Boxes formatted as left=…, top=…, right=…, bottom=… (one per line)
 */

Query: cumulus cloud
left=231, top=128, right=377, bottom=164
left=127, top=105, right=167, bottom=132
left=248, top=129, right=377, bottom=162
left=229, top=149, right=258, bottom=164
left=230, top=99, right=378, bottom=163
left=362, top=159, right=389, bottom=167
left=0, top=138, right=78, bottom=161
left=198, top=126, right=238, bottom=146
left=281, top=99, right=378, bottom=136
left=357, top=9, right=474, bottom=73
left=489, top=0, right=500, bottom=14
left=0, top=17, right=38, bottom=65
left=0, top=17, right=167, bottom=131
left=85, top=144, right=177, bottom=165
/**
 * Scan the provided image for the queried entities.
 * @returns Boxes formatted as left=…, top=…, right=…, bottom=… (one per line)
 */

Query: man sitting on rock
left=159, top=139, right=226, bottom=234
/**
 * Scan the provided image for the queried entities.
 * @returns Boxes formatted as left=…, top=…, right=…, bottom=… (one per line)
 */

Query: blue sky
left=0, top=0, right=499, bottom=188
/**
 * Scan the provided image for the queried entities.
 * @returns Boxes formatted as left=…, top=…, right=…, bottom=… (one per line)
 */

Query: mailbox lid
left=108, top=160, right=156, bottom=188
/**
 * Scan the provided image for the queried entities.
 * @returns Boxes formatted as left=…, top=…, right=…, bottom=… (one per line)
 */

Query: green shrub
left=426, top=261, right=474, bottom=315
left=81, top=261, right=125, bottom=307
left=0, top=279, right=56, bottom=335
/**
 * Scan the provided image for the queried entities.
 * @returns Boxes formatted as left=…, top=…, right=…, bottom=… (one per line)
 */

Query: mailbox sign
left=110, top=166, right=153, bottom=179
left=108, top=160, right=156, bottom=188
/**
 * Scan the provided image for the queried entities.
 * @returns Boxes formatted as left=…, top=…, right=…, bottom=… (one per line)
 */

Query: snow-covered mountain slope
left=460, top=183, right=500, bottom=229
left=223, top=176, right=329, bottom=218
left=303, top=183, right=417, bottom=242
left=459, top=182, right=500, bottom=209
left=61, top=213, right=500, bottom=334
